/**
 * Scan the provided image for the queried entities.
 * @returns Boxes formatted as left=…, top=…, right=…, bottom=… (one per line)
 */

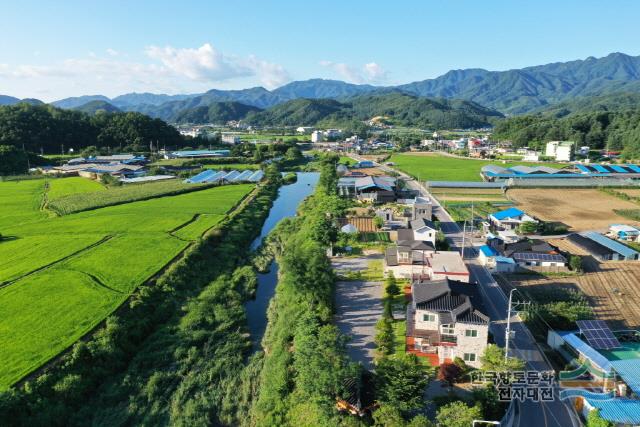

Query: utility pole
left=505, top=288, right=530, bottom=362
left=461, top=220, right=467, bottom=259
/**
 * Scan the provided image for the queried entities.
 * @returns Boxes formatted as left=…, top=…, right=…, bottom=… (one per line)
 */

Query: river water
left=246, top=172, right=319, bottom=346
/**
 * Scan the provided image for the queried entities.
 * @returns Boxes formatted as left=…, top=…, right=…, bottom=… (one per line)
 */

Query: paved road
left=351, top=154, right=582, bottom=427
left=333, top=255, right=383, bottom=369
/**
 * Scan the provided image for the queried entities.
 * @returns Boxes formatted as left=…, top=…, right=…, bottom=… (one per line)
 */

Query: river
left=246, top=172, right=320, bottom=346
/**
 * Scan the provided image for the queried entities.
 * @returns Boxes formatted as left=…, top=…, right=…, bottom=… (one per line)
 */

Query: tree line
left=0, top=103, right=184, bottom=154
left=492, top=110, right=640, bottom=159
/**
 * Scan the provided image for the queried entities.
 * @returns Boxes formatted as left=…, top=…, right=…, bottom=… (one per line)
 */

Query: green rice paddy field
left=389, top=153, right=565, bottom=182
left=0, top=178, right=253, bottom=389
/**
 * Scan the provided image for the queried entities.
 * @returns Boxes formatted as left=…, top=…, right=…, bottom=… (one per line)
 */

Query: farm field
left=0, top=180, right=253, bottom=389
left=507, top=244, right=640, bottom=330
left=47, top=179, right=209, bottom=215
left=444, top=201, right=511, bottom=222
left=46, top=177, right=105, bottom=200
left=430, top=187, right=508, bottom=203
left=390, top=152, right=565, bottom=182
left=617, top=188, right=640, bottom=198
left=507, top=188, right=640, bottom=231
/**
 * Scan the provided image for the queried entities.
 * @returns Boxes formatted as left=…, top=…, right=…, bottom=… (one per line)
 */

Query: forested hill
left=74, top=100, right=121, bottom=115
left=534, top=92, right=640, bottom=117
left=492, top=110, right=640, bottom=159
left=243, top=92, right=503, bottom=128
left=0, top=103, right=183, bottom=153
left=170, top=101, right=262, bottom=124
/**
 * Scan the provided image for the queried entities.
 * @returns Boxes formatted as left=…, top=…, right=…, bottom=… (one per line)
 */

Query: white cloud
left=0, top=43, right=292, bottom=100
left=144, top=43, right=290, bottom=88
left=320, top=60, right=388, bottom=84
left=364, top=62, right=387, bottom=82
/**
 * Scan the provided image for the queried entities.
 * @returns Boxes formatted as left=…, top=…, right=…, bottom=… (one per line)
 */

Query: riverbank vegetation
left=249, top=158, right=357, bottom=425
left=0, top=167, right=283, bottom=425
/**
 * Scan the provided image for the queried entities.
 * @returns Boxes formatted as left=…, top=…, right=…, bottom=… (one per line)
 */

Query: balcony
left=440, top=334, right=457, bottom=344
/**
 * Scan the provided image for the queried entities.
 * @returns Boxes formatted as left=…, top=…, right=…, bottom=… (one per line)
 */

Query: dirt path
left=333, top=254, right=383, bottom=368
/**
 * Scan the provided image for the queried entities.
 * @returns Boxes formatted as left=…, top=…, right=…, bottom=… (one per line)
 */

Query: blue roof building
left=581, top=231, right=639, bottom=260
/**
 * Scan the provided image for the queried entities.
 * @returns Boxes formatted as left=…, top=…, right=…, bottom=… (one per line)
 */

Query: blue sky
left=2, top=0, right=639, bottom=101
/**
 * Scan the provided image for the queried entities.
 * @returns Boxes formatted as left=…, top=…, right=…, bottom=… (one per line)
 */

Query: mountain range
left=3, top=52, right=640, bottom=123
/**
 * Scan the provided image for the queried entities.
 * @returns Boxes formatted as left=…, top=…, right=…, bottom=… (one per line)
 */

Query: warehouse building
left=567, top=232, right=639, bottom=261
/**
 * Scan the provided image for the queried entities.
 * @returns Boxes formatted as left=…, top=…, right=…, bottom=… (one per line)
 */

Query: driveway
left=333, top=253, right=383, bottom=369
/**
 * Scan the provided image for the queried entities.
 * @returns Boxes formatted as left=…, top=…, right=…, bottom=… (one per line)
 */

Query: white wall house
left=489, top=207, right=537, bottom=231
left=410, top=218, right=437, bottom=247
left=408, top=279, right=489, bottom=368
left=311, top=131, right=323, bottom=143
left=545, top=141, right=575, bottom=161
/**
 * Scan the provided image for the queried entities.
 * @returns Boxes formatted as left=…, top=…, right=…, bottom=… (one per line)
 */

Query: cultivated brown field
left=430, top=188, right=508, bottom=202
left=507, top=188, right=640, bottom=231
left=507, top=255, right=640, bottom=329
left=338, top=217, right=377, bottom=232
left=617, top=188, right=640, bottom=198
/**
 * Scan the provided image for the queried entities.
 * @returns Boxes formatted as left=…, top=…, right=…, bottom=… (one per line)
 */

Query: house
left=496, top=229, right=521, bottom=244
left=311, top=131, right=323, bottom=143
left=512, top=252, right=567, bottom=268
left=384, top=236, right=468, bottom=282
left=428, top=251, right=470, bottom=282
left=489, top=207, right=537, bottom=231
left=567, top=232, right=639, bottom=261
left=408, top=196, right=433, bottom=221
left=410, top=218, right=437, bottom=247
left=478, top=245, right=516, bottom=273
left=337, top=176, right=397, bottom=203
left=407, top=278, right=489, bottom=368
left=221, top=134, right=241, bottom=144
left=545, top=141, right=575, bottom=161
left=609, top=224, right=640, bottom=242
left=296, top=126, right=314, bottom=134
left=375, top=208, right=393, bottom=222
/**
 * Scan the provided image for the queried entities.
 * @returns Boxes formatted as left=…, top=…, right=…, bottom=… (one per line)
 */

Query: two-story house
left=406, top=278, right=489, bottom=368
left=410, top=218, right=437, bottom=247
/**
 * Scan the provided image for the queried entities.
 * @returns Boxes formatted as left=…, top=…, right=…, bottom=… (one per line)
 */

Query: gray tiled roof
left=412, top=279, right=489, bottom=325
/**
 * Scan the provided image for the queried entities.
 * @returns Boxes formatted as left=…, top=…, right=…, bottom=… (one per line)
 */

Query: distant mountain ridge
left=0, top=95, right=44, bottom=106
left=8, top=51, right=640, bottom=120
left=242, top=92, right=503, bottom=129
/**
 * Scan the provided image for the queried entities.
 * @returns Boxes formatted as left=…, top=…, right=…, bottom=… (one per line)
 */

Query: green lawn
left=46, top=177, right=105, bottom=200
left=390, top=153, right=565, bottom=182
left=0, top=181, right=253, bottom=389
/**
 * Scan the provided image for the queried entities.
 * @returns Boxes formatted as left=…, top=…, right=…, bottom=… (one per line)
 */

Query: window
left=423, top=313, right=436, bottom=322
left=463, top=353, right=477, bottom=362
left=465, top=329, right=478, bottom=338
left=441, top=324, right=455, bottom=335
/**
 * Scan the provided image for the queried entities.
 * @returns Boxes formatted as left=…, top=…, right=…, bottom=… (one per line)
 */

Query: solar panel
left=512, top=252, right=566, bottom=262
left=576, top=320, right=621, bottom=350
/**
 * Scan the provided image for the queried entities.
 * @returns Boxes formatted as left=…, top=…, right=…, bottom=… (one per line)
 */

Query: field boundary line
left=11, top=182, right=266, bottom=389
left=46, top=181, right=232, bottom=217
left=0, top=234, right=114, bottom=289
